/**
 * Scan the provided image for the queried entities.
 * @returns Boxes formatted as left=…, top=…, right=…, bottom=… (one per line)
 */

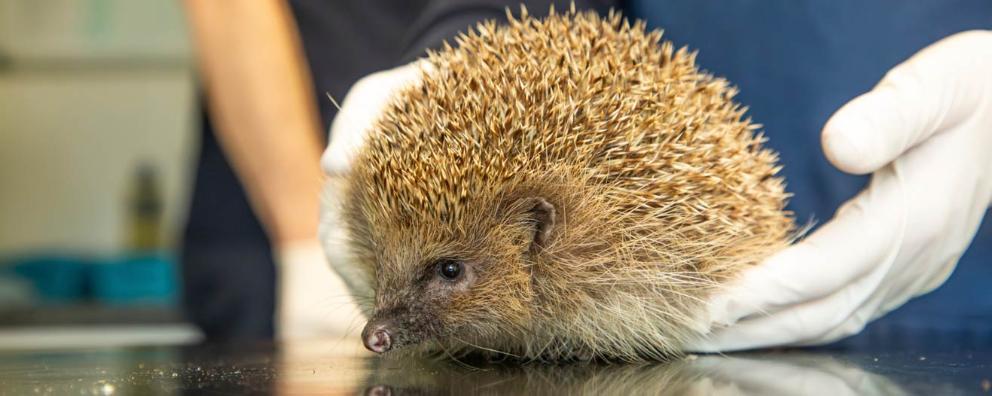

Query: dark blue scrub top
left=629, top=1, right=992, bottom=347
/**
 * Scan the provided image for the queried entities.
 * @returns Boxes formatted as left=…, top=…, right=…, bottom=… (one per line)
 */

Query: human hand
left=688, top=30, right=992, bottom=351
left=274, top=239, right=367, bottom=341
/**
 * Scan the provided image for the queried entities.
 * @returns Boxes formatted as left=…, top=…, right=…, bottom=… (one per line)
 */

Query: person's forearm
left=184, top=0, right=323, bottom=245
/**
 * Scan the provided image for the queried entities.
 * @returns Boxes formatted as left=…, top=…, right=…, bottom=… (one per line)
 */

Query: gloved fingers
left=703, top=166, right=906, bottom=330
left=690, top=265, right=906, bottom=352
left=275, top=240, right=368, bottom=341
left=697, top=135, right=979, bottom=351
left=694, top=30, right=992, bottom=353
left=821, top=30, right=992, bottom=176
left=874, top=141, right=978, bottom=301
left=318, top=177, right=375, bottom=316
left=322, top=61, right=430, bottom=176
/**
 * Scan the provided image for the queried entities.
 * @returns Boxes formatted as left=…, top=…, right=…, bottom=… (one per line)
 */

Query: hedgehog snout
left=362, top=319, right=394, bottom=353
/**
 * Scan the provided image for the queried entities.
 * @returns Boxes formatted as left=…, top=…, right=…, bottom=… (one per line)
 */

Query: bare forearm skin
left=184, top=0, right=323, bottom=245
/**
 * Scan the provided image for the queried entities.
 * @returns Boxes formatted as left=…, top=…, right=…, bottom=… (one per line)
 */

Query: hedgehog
left=327, top=8, right=794, bottom=362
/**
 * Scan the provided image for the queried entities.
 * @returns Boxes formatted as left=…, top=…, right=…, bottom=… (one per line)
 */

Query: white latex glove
left=274, top=239, right=367, bottom=341
left=688, top=30, right=992, bottom=352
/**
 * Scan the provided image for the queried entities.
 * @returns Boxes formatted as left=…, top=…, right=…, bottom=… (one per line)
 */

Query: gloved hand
left=688, top=30, right=992, bottom=352
left=274, top=239, right=367, bottom=341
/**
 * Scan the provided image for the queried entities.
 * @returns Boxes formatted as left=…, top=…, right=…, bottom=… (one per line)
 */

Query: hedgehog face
left=360, top=255, right=480, bottom=354
left=359, top=196, right=554, bottom=355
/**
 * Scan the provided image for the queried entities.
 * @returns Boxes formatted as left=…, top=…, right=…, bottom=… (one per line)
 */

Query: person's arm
left=184, top=1, right=358, bottom=342
left=183, top=0, right=323, bottom=245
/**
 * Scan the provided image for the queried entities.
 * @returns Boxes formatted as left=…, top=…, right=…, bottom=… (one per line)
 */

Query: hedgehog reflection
left=359, top=354, right=907, bottom=396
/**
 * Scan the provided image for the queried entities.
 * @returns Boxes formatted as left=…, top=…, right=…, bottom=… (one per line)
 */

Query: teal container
left=89, top=253, right=178, bottom=305
left=5, top=257, right=89, bottom=304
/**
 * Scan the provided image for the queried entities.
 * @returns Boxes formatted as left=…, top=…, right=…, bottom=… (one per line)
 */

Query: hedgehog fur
left=330, top=7, right=794, bottom=361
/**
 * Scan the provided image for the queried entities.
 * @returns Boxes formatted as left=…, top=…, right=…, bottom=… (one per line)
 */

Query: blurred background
left=0, top=0, right=201, bottom=349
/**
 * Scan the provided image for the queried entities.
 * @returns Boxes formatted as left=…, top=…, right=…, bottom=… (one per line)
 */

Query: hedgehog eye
left=436, top=259, right=463, bottom=280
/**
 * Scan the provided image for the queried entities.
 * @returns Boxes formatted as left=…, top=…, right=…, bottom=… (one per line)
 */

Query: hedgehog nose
left=362, top=321, right=393, bottom=353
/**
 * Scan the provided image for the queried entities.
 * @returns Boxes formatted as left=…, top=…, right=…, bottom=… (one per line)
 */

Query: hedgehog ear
left=524, top=197, right=556, bottom=251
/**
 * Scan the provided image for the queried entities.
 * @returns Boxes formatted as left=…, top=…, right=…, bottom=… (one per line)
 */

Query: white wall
left=0, top=0, right=196, bottom=256
left=0, top=0, right=190, bottom=62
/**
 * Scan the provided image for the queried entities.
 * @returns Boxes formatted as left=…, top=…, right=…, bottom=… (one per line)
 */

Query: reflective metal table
left=0, top=330, right=989, bottom=395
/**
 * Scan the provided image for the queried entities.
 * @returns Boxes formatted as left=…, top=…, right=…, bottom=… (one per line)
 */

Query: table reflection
left=360, top=353, right=907, bottom=396
left=0, top=340, right=983, bottom=395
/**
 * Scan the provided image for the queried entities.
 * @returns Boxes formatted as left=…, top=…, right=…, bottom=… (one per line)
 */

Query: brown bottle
left=126, top=163, right=162, bottom=252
